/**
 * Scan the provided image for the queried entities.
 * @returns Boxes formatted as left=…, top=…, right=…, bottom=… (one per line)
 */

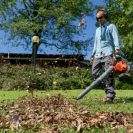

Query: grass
left=0, top=89, right=132, bottom=113
left=0, top=89, right=132, bottom=133
left=0, top=128, right=128, bottom=133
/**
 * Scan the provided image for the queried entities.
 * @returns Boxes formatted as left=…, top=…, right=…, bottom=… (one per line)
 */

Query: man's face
left=96, top=11, right=106, bottom=25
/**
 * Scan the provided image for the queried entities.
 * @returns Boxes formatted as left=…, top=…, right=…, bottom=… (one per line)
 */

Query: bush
left=0, top=64, right=132, bottom=90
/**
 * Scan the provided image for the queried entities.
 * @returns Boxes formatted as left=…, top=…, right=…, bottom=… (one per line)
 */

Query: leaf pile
left=0, top=94, right=133, bottom=132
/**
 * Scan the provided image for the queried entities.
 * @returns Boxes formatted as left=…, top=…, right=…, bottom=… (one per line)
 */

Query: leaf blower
left=76, top=55, right=133, bottom=100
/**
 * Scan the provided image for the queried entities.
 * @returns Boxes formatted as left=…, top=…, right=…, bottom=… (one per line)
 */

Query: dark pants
left=92, top=55, right=115, bottom=99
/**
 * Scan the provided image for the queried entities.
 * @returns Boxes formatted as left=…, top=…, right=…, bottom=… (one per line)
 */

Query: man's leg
left=103, top=55, right=115, bottom=100
left=92, top=58, right=101, bottom=80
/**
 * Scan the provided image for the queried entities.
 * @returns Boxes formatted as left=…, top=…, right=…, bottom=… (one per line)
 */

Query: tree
left=0, top=0, right=93, bottom=55
left=104, top=0, right=133, bottom=61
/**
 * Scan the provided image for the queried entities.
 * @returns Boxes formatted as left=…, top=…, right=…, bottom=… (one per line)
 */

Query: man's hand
left=90, top=53, right=94, bottom=65
left=113, top=49, right=121, bottom=65
left=90, top=58, right=94, bottom=65
left=115, top=49, right=120, bottom=54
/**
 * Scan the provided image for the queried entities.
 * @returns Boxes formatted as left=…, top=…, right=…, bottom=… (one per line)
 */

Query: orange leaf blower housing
left=114, top=61, right=128, bottom=73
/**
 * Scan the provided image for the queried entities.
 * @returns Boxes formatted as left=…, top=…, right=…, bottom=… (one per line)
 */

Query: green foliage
left=0, top=64, right=93, bottom=90
left=0, top=0, right=93, bottom=52
left=0, top=64, right=132, bottom=91
left=104, top=0, right=133, bottom=61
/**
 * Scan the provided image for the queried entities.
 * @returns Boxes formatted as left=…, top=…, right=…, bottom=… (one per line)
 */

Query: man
left=91, top=9, right=121, bottom=102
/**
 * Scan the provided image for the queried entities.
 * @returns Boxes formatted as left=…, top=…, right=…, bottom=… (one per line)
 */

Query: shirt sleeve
left=92, top=32, right=97, bottom=55
left=111, top=24, right=120, bottom=50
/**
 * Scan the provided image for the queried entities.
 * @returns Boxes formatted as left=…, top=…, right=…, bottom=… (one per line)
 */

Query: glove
left=90, top=58, right=94, bottom=65
left=115, top=49, right=121, bottom=54
left=90, top=53, right=94, bottom=65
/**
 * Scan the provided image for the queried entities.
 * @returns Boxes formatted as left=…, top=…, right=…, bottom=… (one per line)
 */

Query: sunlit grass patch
left=0, top=89, right=132, bottom=113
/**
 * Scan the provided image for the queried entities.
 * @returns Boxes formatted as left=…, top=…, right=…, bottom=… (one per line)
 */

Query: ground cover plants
left=0, top=64, right=132, bottom=91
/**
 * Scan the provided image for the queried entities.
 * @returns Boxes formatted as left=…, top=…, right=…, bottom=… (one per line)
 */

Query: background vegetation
left=0, top=0, right=93, bottom=55
left=104, top=0, right=133, bottom=61
left=0, top=0, right=132, bottom=61
left=0, top=64, right=132, bottom=91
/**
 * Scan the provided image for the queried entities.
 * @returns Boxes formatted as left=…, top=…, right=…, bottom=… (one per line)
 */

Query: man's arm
left=111, top=24, right=121, bottom=53
left=91, top=33, right=97, bottom=57
left=90, top=33, right=97, bottom=64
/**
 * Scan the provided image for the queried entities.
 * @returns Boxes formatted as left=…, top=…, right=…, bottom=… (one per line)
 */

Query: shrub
left=0, top=64, right=132, bottom=90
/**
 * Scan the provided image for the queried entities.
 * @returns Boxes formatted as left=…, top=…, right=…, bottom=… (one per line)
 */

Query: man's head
left=96, top=9, right=108, bottom=25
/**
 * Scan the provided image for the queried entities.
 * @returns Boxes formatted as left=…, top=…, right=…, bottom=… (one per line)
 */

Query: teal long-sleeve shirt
left=92, top=22, right=120, bottom=58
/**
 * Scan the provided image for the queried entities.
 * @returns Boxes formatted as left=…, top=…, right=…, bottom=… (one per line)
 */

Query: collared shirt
left=92, top=22, right=120, bottom=58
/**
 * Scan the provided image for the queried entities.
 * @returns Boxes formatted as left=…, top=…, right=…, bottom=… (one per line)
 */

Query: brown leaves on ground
left=0, top=94, right=132, bottom=132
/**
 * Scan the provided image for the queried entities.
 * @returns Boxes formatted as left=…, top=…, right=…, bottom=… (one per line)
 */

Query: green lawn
left=0, top=89, right=132, bottom=133
left=0, top=89, right=132, bottom=113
